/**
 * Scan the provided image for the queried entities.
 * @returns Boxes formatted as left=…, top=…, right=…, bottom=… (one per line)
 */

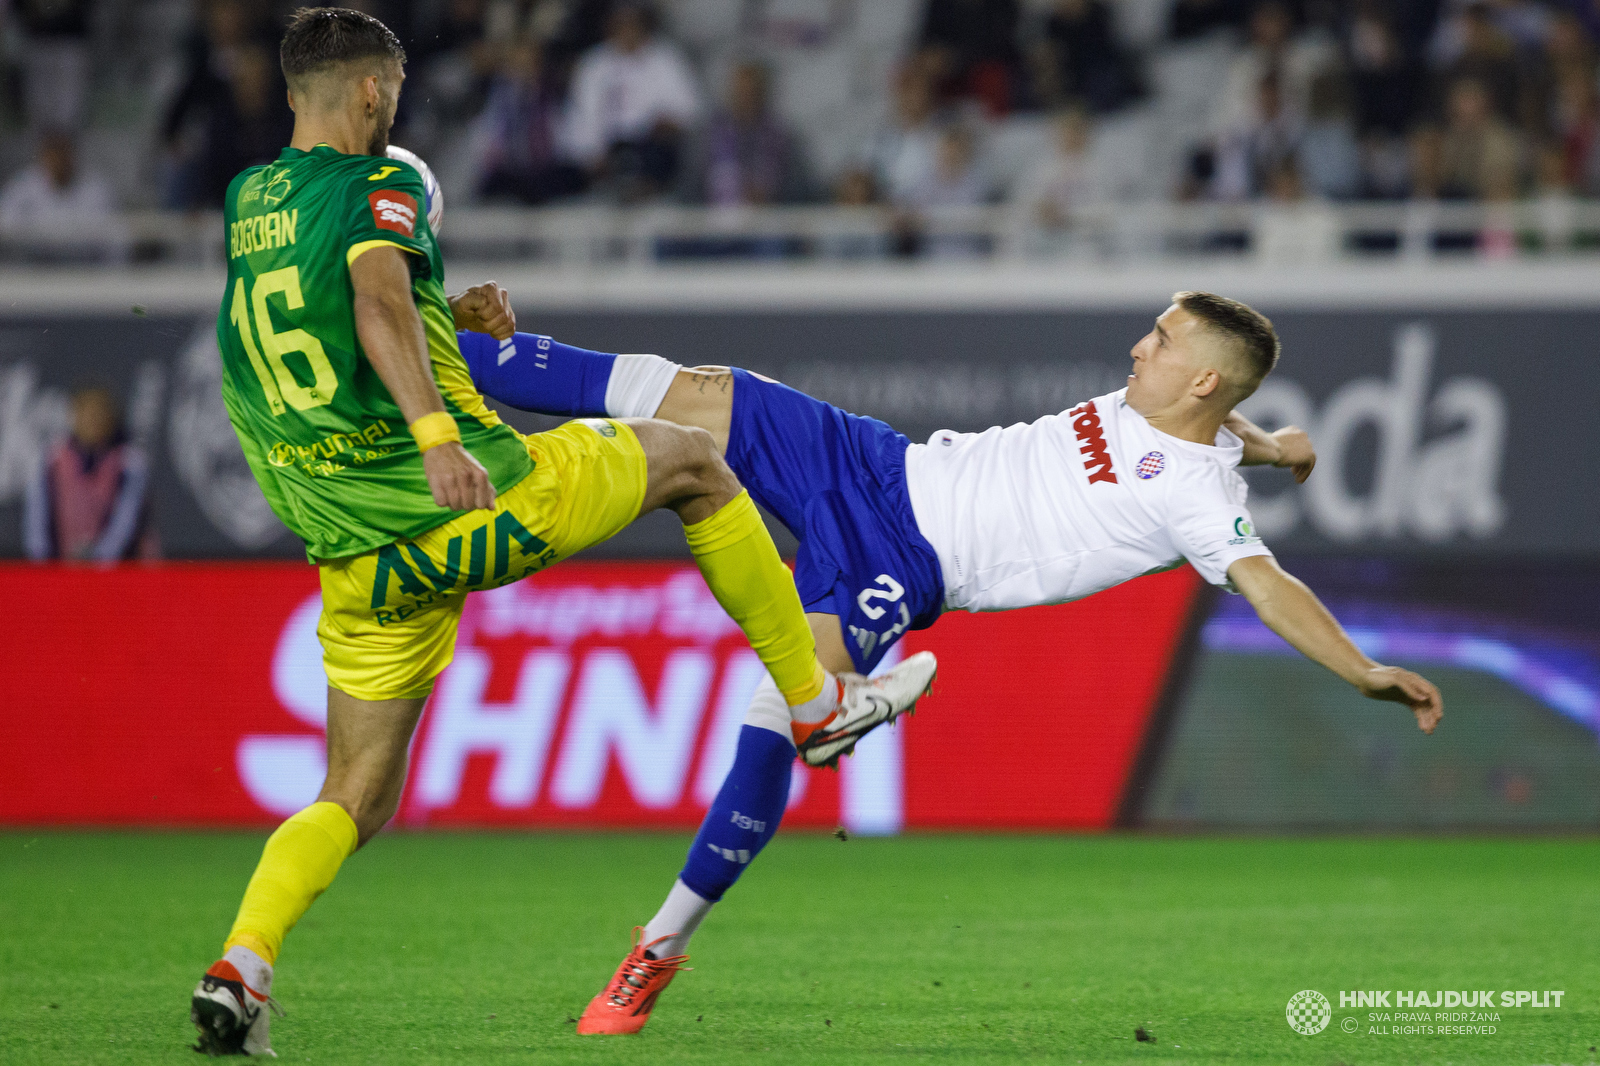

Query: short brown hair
left=280, top=7, right=405, bottom=88
left=1172, top=290, right=1279, bottom=395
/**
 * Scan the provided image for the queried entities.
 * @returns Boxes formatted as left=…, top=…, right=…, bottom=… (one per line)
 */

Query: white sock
left=642, top=879, right=713, bottom=959
left=788, top=671, right=842, bottom=725
left=743, top=673, right=794, bottom=738
left=223, top=944, right=273, bottom=996
left=604, top=354, right=682, bottom=418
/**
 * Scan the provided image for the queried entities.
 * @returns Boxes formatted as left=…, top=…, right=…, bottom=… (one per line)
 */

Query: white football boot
left=796, top=650, right=938, bottom=769
left=191, top=959, right=283, bottom=1057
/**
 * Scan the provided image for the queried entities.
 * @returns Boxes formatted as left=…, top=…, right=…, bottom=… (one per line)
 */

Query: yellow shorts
left=317, top=418, right=646, bottom=701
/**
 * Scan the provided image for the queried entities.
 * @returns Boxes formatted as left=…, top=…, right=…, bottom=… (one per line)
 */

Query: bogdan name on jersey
left=1068, top=400, right=1119, bottom=485
left=229, top=209, right=298, bottom=259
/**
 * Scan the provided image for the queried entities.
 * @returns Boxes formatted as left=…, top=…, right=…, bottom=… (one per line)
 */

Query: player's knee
left=673, top=424, right=734, bottom=493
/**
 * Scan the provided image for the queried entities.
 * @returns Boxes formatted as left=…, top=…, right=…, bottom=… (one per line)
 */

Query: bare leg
left=317, top=688, right=427, bottom=847
left=654, top=366, right=735, bottom=454
left=807, top=611, right=855, bottom=675
left=626, top=417, right=742, bottom=524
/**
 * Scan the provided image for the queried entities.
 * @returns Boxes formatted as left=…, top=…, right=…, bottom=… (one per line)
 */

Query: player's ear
left=1193, top=367, right=1221, bottom=399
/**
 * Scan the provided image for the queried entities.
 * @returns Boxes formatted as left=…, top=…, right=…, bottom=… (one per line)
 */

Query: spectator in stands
left=1427, top=3, right=1522, bottom=127
left=1011, top=106, right=1103, bottom=231
left=916, top=0, right=1024, bottom=116
left=1253, top=152, right=1342, bottom=261
left=1343, top=4, right=1421, bottom=198
left=1212, top=1, right=1334, bottom=140
left=1298, top=70, right=1362, bottom=199
left=24, top=385, right=157, bottom=563
left=682, top=61, right=811, bottom=206
left=12, top=0, right=91, bottom=131
left=896, top=121, right=992, bottom=208
left=861, top=66, right=945, bottom=205
left=408, top=0, right=500, bottom=138
left=0, top=130, right=126, bottom=262
left=894, top=121, right=993, bottom=259
left=1027, top=0, right=1143, bottom=115
left=1544, top=9, right=1597, bottom=87
left=544, top=0, right=621, bottom=72
left=476, top=38, right=587, bottom=204
left=161, top=1, right=291, bottom=209
left=562, top=1, right=701, bottom=201
left=1521, top=8, right=1597, bottom=145
left=1346, top=3, right=1423, bottom=138
left=1413, top=76, right=1524, bottom=199
left=1554, top=69, right=1600, bottom=195
left=1434, top=0, right=1551, bottom=57
left=1212, top=69, right=1303, bottom=200
left=1169, top=0, right=1252, bottom=41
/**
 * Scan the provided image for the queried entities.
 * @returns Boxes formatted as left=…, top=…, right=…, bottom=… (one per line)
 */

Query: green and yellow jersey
left=217, top=144, right=533, bottom=561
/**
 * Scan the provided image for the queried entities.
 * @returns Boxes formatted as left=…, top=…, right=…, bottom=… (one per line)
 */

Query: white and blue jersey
left=458, top=330, right=1274, bottom=674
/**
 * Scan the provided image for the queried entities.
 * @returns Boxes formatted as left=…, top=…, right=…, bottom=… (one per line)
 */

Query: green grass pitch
left=1, top=831, right=1595, bottom=1065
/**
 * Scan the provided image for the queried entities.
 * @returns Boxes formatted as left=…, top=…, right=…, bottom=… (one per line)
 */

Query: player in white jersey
left=453, top=288, right=1443, bottom=1033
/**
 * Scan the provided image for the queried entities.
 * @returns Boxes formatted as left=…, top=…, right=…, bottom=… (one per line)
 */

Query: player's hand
left=1356, top=665, right=1443, bottom=734
left=1271, top=425, right=1316, bottom=483
left=423, top=442, right=497, bottom=511
left=449, top=282, right=515, bottom=340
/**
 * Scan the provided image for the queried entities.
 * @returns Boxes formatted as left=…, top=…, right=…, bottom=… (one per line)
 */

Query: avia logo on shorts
left=1068, top=401, right=1119, bottom=485
left=368, top=189, right=418, bottom=236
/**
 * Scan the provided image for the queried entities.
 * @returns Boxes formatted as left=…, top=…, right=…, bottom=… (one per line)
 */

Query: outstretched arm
left=1227, top=412, right=1316, bottom=484
left=1227, top=555, right=1443, bottom=733
left=351, top=246, right=495, bottom=511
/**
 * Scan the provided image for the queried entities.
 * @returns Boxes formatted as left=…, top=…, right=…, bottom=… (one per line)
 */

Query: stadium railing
left=8, top=200, right=1600, bottom=268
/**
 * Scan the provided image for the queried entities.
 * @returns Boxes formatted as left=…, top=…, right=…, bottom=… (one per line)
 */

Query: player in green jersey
left=190, top=9, right=937, bottom=1056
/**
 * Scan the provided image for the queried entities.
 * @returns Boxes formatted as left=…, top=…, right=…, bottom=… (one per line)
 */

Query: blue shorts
left=725, top=369, right=944, bottom=674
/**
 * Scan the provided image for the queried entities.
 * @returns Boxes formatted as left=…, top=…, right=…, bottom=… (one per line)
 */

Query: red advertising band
left=0, top=562, right=1201, bottom=829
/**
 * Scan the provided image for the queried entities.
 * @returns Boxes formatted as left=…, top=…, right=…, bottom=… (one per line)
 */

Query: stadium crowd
left=5, top=0, right=1600, bottom=256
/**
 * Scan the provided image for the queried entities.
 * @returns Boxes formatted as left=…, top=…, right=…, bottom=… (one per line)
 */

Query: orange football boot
left=575, top=927, right=689, bottom=1035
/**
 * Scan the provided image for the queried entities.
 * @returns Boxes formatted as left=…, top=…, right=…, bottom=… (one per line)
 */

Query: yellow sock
left=684, top=490, right=826, bottom=705
left=223, top=801, right=358, bottom=964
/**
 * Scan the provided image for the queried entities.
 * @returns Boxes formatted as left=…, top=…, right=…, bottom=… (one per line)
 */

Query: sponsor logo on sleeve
left=1068, top=400, right=1119, bottom=485
left=368, top=189, right=418, bottom=237
left=1228, top=517, right=1262, bottom=545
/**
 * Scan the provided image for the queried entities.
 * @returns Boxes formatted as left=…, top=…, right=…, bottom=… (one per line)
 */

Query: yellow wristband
left=409, top=412, right=461, bottom=453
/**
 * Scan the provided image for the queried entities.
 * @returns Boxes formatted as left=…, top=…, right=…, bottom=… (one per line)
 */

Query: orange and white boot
left=576, top=927, right=689, bottom=1035
left=191, top=957, right=283, bottom=1056
left=795, top=650, right=938, bottom=769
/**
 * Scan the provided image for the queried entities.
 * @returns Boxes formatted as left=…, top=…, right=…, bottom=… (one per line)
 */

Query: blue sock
left=457, top=330, right=614, bottom=417
left=679, top=726, right=794, bottom=902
